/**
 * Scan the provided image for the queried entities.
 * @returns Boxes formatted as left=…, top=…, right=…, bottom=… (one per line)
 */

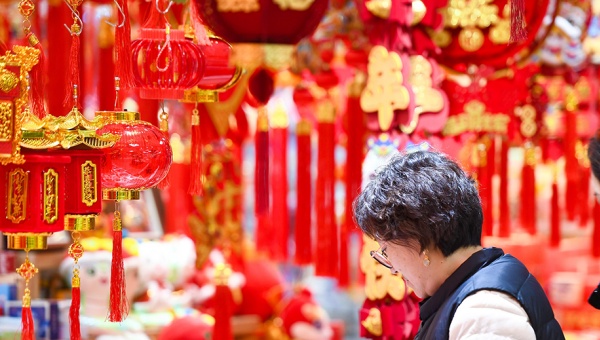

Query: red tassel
left=499, top=138, right=510, bottom=237
left=295, top=120, right=312, bottom=265
left=21, top=305, right=34, bottom=340
left=478, top=138, right=493, bottom=237
left=550, top=170, right=560, bottom=248
left=520, top=144, right=536, bottom=235
left=213, top=283, right=234, bottom=340
left=509, top=0, right=527, bottom=43
left=188, top=109, right=204, bottom=195
left=564, top=109, right=578, bottom=221
left=158, top=112, right=171, bottom=190
left=315, top=101, right=338, bottom=278
left=255, top=107, right=270, bottom=215
left=114, top=0, right=134, bottom=93
left=579, top=164, right=591, bottom=227
left=64, top=31, right=80, bottom=108
left=341, top=91, right=365, bottom=286
left=593, top=201, right=600, bottom=258
left=26, top=32, right=46, bottom=117
left=271, top=118, right=289, bottom=261
left=108, top=213, right=128, bottom=322
left=70, top=285, right=81, bottom=340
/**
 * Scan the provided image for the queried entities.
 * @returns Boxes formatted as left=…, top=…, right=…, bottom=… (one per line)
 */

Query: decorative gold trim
left=8, top=168, right=27, bottom=223
left=81, top=160, right=98, bottom=206
left=0, top=101, right=14, bottom=142
left=182, top=89, right=219, bottom=103
left=95, top=110, right=140, bottom=122
left=102, top=189, right=140, bottom=200
left=64, top=214, right=96, bottom=231
left=43, top=169, right=59, bottom=224
left=5, top=232, right=51, bottom=250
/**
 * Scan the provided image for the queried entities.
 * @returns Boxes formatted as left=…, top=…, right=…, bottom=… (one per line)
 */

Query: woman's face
left=378, top=240, right=432, bottom=299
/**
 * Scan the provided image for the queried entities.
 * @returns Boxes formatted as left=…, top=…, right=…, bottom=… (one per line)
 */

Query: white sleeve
left=449, top=290, right=536, bottom=340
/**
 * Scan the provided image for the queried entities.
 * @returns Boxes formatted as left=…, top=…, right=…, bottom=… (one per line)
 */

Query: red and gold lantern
left=95, top=110, right=172, bottom=321
left=131, top=0, right=204, bottom=100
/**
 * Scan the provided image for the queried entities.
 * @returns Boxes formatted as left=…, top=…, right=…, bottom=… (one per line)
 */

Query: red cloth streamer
left=520, top=145, right=536, bottom=235
left=255, top=109, right=270, bottom=215
left=499, top=138, right=510, bottom=237
left=564, top=110, right=578, bottom=221
left=26, top=32, right=46, bottom=117
left=594, top=201, right=600, bottom=258
left=188, top=110, right=204, bottom=195
left=315, top=102, right=338, bottom=278
left=578, top=164, right=591, bottom=228
left=271, top=125, right=289, bottom=261
left=114, top=0, right=134, bottom=95
left=108, top=215, right=128, bottom=322
left=64, top=31, right=80, bottom=108
left=213, top=284, right=234, bottom=340
left=478, top=139, right=494, bottom=237
left=509, top=0, right=527, bottom=43
left=70, top=285, right=81, bottom=340
left=21, top=305, right=34, bottom=340
left=341, top=93, right=365, bottom=286
left=295, top=121, right=312, bottom=265
left=550, top=176, right=560, bottom=248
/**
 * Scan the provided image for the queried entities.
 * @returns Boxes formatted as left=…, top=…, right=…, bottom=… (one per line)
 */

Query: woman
left=587, top=134, right=600, bottom=309
left=353, top=150, right=564, bottom=339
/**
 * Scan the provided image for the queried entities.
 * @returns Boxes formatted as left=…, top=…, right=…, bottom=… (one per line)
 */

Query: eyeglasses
left=370, top=246, right=393, bottom=269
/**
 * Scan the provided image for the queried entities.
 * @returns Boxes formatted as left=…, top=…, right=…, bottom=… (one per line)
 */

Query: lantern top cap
left=95, top=111, right=140, bottom=122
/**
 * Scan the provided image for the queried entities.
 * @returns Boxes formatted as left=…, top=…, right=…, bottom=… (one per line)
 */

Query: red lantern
left=131, top=0, right=204, bottom=100
left=96, top=111, right=173, bottom=199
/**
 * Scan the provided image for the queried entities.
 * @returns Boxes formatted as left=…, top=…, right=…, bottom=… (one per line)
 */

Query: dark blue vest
left=415, top=248, right=564, bottom=340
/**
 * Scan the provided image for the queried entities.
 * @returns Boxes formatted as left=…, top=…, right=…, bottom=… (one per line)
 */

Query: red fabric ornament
left=295, top=119, right=312, bottom=265
left=498, top=137, right=510, bottom=237
left=315, top=100, right=338, bottom=278
left=195, top=0, right=328, bottom=45
left=550, top=169, right=560, bottom=248
left=131, top=0, right=204, bottom=100
left=564, top=109, right=578, bottom=222
left=520, top=144, right=536, bottom=235
left=271, top=114, right=289, bottom=261
left=114, top=0, right=134, bottom=95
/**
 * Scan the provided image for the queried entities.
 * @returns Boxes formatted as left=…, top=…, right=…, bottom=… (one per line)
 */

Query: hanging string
left=68, top=232, right=83, bottom=340
left=63, top=0, right=83, bottom=109
left=17, top=249, right=38, bottom=340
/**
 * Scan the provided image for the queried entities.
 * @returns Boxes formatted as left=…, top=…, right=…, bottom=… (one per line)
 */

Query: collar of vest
left=418, top=247, right=504, bottom=321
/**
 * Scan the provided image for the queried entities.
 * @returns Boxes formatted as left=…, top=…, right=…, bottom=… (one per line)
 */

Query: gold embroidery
left=8, top=168, right=27, bottom=223
left=43, top=169, right=58, bottom=224
left=217, top=0, right=259, bottom=12
left=273, top=0, right=315, bottom=10
left=81, top=161, right=97, bottom=207
left=442, top=100, right=510, bottom=136
left=0, top=101, right=13, bottom=141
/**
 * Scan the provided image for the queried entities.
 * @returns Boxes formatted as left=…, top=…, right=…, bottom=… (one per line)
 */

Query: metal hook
left=105, top=0, right=126, bottom=28
left=155, top=0, right=173, bottom=15
left=63, top=0, right=83, bottom=36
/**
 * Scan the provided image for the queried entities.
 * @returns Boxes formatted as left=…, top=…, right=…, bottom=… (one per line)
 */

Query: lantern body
left=0, top=152, right=69, bottom=234
left=132, top=0, right=204, bottom=100
left=96, top=117, right=172, bottom=193
left=196, top=37, right=237, bottom=90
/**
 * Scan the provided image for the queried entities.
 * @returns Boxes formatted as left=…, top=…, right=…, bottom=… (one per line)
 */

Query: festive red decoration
left=520, top=144, right=536, bottom=235
left=96, top=112, right=173, bottom=195
left=131, top=0, right=203, bottom=99
left=499, top=137, right=510, bottom=237
left=578, top=163, right=591, bottom=228
left=594, top=201, right=600, bottom=258
left=550, top=169, right=560, bottom=248
left=213, top=265, right=234, bottom=340
left=564, top=104, right=578, bottom=222
left=295, top=119, right=312, bottom=265
left=315, top=100, right=337, bottom=278
left=271, top=108, right=289, bottom=261
left=254, top=109, right=270, bottom=216
left=195, top=0, right=328, bottom=44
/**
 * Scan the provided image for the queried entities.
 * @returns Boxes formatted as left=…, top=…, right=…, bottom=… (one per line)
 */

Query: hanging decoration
left=131, top=0, right=204, bottom=100
left=63, top=0, right=84, bottom=110
left=95, top=110, right=173, bottom=321
left=18, top=0, right=46, bottom=118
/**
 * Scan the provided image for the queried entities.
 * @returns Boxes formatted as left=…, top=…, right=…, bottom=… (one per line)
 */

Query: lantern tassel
left=70, top=277, right=81, bottom=340
left=294, top=120, right=312, bottom=265
left=108, top=211, right=128, bottom=322
left=64, top=28, right=80, bottom=108
left=213, top=265, right=234, bottom=340
left=509, top=0, right=527, bottom=43
left=189, top=107, right=204, bottom=195
left=499, top=137, right=510, bottom=237
left=21, top=300, right=34, bottom=340
left=550, top=168, right=560, bottom=248
left=114, top=0, right=134, bottom=92
left=593, top=201, right=600, bottom=258
left=158, top=108, right=171, bottom=190
left=520, top=143, right=536, bottom=235
left=26, top=31, right=46, bottom=118
left=255, top=107, right=269, bottom=215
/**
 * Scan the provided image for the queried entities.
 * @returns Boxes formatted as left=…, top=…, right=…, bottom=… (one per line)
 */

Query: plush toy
left=269, top=288, right=334, bottom=340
